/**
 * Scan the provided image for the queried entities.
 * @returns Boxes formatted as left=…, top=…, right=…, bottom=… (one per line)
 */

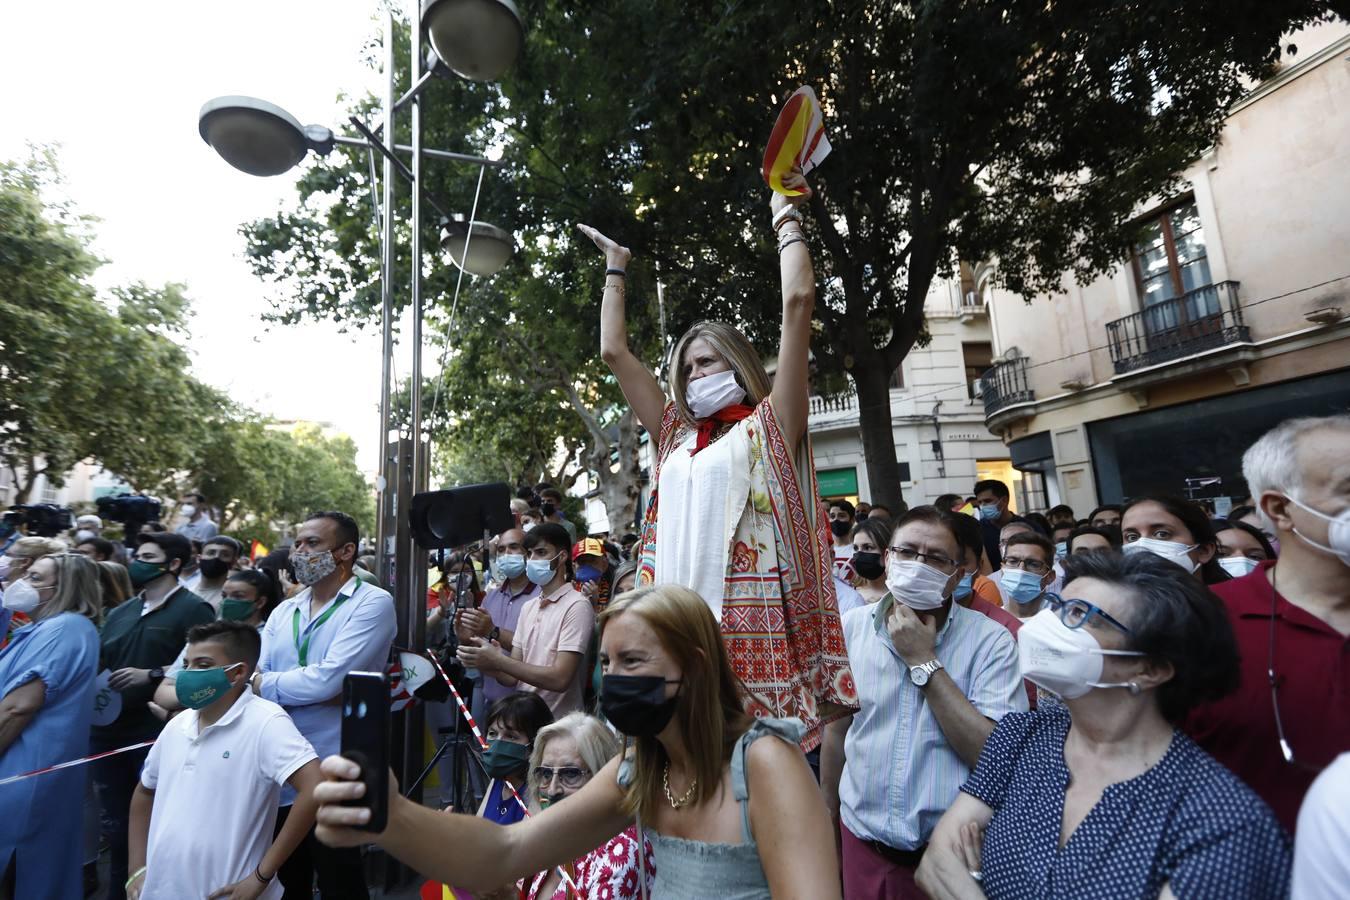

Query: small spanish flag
left=762, top=86, right=831, bottom=195
left=250, top=539, right=270, bottom=562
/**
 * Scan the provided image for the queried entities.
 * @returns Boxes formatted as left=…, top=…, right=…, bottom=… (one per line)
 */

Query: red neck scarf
left=691, top=404, right=755, bottom=455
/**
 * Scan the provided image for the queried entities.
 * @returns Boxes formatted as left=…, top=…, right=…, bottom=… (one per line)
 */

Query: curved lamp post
left=197, top=3, right=522, bottom=815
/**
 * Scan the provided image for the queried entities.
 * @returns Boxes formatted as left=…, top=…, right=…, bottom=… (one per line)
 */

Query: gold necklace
left=662, top=762, right=697, bottom=809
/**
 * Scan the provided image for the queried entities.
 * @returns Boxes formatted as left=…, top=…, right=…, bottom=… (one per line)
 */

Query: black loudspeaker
left=408, top=483, right=514, bottom=550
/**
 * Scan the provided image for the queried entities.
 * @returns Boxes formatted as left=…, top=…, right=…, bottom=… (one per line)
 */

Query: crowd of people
left=1, top=167, right=1347, bottom=900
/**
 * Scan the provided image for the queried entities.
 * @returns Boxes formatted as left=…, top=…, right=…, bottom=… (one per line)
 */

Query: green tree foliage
left=0, top=150, right=374, bottom=532
left=242, top=2, right=1347, bottom=514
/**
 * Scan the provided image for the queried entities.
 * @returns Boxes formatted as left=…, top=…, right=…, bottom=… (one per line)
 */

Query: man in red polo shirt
left=1185, top=414, right=1350, bottom=832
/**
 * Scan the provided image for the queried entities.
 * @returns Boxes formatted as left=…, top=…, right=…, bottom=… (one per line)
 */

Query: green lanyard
left=292, top=591, right=352, bottom=666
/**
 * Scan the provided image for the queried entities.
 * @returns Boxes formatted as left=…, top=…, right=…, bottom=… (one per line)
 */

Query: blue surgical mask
left=1000, top=567, right=1045, bottom=604
left=526, top=556, right=557, bottom=586
left=1055, top=541, right=1068, bottom=560
left=576, top=564, right=602, bottom=583
left=953, top=572, right=974, bottom=601
left=978, top=503, right=1000, bottom=522
left=495, top=554, right=526, bottom=580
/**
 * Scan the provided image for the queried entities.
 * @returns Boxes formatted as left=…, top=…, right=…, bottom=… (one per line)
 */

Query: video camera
left=96, top=493, right=163, bottom=547
left=0, top=503, right=74, bottom=538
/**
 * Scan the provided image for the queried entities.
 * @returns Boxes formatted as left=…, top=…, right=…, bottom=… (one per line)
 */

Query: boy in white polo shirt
left=126, top=621, right=321, bottom=900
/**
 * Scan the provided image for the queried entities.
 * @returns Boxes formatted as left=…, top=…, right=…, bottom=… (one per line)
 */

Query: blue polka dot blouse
left=961, top=705, right=1291, bottom=899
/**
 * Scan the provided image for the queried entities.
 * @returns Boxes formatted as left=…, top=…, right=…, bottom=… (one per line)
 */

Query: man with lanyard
left=455, top=528, right=539, bottom=723
left=93, top=531, right=214, bottom=900
left=253, top=510, right=395, bottom=899
left=1185, top=414, right=1350, bottom=833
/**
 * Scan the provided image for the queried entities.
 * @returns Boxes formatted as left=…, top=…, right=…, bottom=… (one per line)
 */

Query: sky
left=0, top=1, right=409, bottom=475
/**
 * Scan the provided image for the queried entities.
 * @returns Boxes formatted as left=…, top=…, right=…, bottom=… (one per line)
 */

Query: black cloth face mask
left=600, top=674, right=681, bottom=737
left=830, top=520, right=852, bottom=538
left=852, top=550, right=884, bottom=580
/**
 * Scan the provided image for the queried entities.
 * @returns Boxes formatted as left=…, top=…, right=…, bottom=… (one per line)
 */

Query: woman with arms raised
left=312, top=584, right=841, bottom=900
left=575, top=168, right=853, bottom=749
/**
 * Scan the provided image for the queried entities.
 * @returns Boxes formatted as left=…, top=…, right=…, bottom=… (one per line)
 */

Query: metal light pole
left=198, top=0, right=524, bottom=839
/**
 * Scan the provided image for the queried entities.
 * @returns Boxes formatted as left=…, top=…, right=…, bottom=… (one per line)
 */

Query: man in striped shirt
left=820, top=506, right=1027, bottom=899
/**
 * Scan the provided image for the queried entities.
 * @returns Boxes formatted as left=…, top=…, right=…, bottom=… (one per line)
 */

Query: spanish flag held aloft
left=250, top=539, right=269, bottom=561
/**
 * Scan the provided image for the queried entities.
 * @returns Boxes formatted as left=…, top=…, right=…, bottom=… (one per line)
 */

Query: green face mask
left=219, top=597, right=256, bottom=622
left=175, top=663, right=245, bottom=710
left=129, top=559, right=171, bottom=588
left=481, top=739, right=531, bottom=780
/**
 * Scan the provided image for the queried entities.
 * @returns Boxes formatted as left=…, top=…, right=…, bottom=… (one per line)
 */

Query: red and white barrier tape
left=424, top=650, right=579, bottom=894
left=0, top=739, right=155, bottom=788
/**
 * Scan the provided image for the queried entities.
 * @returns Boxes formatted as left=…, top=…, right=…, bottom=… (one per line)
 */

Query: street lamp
left=421, top=0, right=524, bottom=81
left=198, top=4, right=522, bottom=818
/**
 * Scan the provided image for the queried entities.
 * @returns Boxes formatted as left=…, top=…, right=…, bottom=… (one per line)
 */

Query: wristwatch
left=488, top=626, right=501, bottom=643
left=148, top=667, right=165, bottom=681
left=909, top=659, right=944, bottom=687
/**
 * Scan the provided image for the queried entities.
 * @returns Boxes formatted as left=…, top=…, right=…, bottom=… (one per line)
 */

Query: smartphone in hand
left=340, top=671, right=390, bottom=832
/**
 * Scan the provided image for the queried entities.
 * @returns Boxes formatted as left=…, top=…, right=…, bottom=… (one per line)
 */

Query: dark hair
left=182, top=491, right=207, bottom=504
left=78, top=536, right=116, bottom=560
left=257, top=547, right=295, bottom=583
left=973, top=480, right=1010, bottom=500
left=138, top=531, right=193, bottom=571
left=1211, top=519, right=1277, bottom=560
left=893, top=505, right=963, bottom=555
left=1005, top=531, right=1054, bottom=561
left=1023, top=512, right=1053, bottom=537
left=868, top=504, right=892, bottom=518
left=1060, top=550, right=1239, bottom=723
left=487, top=692, right=554, bottom=746
left=224, top=568, right=281, bottom=618
left=619, top=532, right=639, bottom=547
left=1048, top=504, right=1075, bottom=521
left=946, top=511, right=987, bottom=566
left=539, top=487, right=563, bottom=504
left=304, top=511, right=360, bottom=557
left=185, top=619, right=262, bottom=670
left=1088, top=504, right=1124, bottom=523
left=933, top=493, right=964, bottom=513
left=204, top=535, right=242, bottom=557
left=1226, top=505, right=1257, bottom=522
left=828, top=498, right=855, bottom=518
left=525, top=523, right=574, bottom=581
left=1051, top=521, right=1076, bottom=540
left=850, top=517, right=894, bottom=555
left=1122, top=495, right=1229, bottom=586
left=1067, top=525, right=1121, bottom=552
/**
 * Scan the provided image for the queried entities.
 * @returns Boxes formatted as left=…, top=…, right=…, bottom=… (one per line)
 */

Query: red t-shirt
left=968, top=597, right=1037, bottom=709
left=1184, top=560, right=1350, bottom=832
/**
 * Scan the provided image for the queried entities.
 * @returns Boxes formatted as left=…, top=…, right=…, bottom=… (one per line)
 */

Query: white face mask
left=75, top=529, right=96, bottom=544
left=0, top=555, right=12, bottom=582
left=885, top=558, right=951, bottom=611
left=1218, top=556, right=1261, bottom=579
left=2, top=578, right=42, bottom=614
left=1017, top=608, right=1145, bottom=700
left=180, top=504, right=197, bottom=520
left=1123, top=537, right=1198, bottom=573
left=685, top=370, right=746, bottom=419
left=1288, top=495, right=1350, bottom=567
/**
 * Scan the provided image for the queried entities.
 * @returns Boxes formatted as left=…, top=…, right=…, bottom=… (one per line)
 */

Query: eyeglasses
left=1043, top=594, right=1133, bottom=635
left=1000, top=555, right=1050, bottom=575
left=531, top=766, right=590, bottom=789
left=887, top=546, right=957, bottom=571
left=1267, top=570, right=1324, bottom=774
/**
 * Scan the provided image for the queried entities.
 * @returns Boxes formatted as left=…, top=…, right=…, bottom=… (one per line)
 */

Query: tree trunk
left=851, top=362, right=907, bottom=514
left=14, top=459, right=43, bottom=506
left=594, top=409, right=642, bottom=536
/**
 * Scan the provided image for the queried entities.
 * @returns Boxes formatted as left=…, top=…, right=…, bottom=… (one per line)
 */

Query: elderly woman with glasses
left=916, top=551, right=1291, bottom=900
left=516, top=712, right=653, bottom=899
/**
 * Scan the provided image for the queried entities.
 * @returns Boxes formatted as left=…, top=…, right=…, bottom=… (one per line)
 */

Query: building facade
left=975, top=22, right=1350, bottom=516
left=806, top=270, right=1016, bottom=512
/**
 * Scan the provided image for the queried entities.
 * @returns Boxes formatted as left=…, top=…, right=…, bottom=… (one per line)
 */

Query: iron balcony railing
left=980, top=357, right=1035, bottom=419
left=1106, top=281, right=1249, bottom=375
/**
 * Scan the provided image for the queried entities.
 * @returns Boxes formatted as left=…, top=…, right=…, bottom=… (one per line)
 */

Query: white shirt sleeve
left=141, top=730, right=165, bottom=790
left=1292, top=753, right=1350, bottom=900
left=257, top=710, right=320, bottom=788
